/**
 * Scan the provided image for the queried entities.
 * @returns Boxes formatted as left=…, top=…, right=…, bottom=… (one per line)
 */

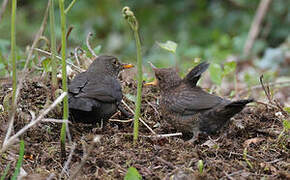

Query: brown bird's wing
left=74, top=75, right=122, bottom=103
left=184, top=62, right=209, bottom=86
left=164, top=87, right=225, bottom=115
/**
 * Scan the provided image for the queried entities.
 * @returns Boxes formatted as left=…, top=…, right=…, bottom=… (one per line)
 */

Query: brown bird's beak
left=144, top=79, right=158, bottom=86
left=145, top=61, right=158, bottom=86
left=122, top=63, right=134, bottom=69
left=148, top=61, right=157, bottom=70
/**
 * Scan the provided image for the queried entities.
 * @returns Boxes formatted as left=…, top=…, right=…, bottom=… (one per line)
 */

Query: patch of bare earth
left=0, top=76, right=289, bottom=179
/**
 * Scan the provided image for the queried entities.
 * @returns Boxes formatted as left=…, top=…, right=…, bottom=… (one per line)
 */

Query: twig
left=69, top=136, right=101, bottom=180
left=0, top=0, right=8, bottom=23
left=260, top=75, right=272, bottom=103
left=237, top=80, right=290, bottom=95
left=143, top=133, right=182, bottom=138
left=4, top=1, right=50, bottom=147
left=57, top=26, right=74, bottom=54
left=223, top=171, right=235, bottom=180
left=117, top=132, right=182, bottom=138
left=109, top=119, right=134, bottom=123
left=121, top=100, right=156, bottom=134
left=145, top=100, right=159, bottom=116
left=255, top=101, right=278, bottom=109
left=220, top=170, right=244, bottom=180
left=86, top=32, right=98, bottom=58
left=66, top=120, right=72, bottom=144
left=156, top=157, right=176, bottom=169
left=1, top=92, right=67, bottom=153
left=42, top=118, right=72, bottom=124
left=60, top=143, right=76, bottom=178
left=229, top=151, right=259, bottom=161
left=34, top=48, right=85, bottom=72
left=243, top=0, right=272, bottom=57
left=46, top=173, right=56, bottom=180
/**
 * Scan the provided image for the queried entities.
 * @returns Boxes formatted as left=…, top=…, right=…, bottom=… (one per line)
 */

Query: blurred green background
left=0, top=0, right=289, bottom=78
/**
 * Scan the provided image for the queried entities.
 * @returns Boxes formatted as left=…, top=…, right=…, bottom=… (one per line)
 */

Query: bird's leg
left=117, top=102, right=133, bottom=118
left=187, top=127, right=200, bottom=143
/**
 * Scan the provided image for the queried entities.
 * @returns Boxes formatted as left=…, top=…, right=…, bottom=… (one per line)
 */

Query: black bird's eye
left=112, top=58, right=118, bottom=65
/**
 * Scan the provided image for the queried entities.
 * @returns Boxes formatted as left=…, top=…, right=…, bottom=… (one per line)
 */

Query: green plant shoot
left=11, top=0, right=17, bottom=107
left=11, top=140, right=25, bottom=180
left=50, top=0, right=57, bottom=94
left=124, top=167, right=142, bottom=180
left=122, top=7, right=143, bottom=146
left=58, top=0, right=68, bottom=160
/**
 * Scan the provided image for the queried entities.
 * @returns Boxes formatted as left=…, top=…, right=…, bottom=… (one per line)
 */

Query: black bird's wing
left=69, top=95, right=100, bottom=111
left=184, top=62, right=209, bottom=86
left=75, top=75, right=122, bottom=103
left=68, top=72, right=88, bottom=94
left=164, top=87, right=225, bottom=115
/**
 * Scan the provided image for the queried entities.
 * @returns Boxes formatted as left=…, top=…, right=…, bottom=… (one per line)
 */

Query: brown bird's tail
left=199, top=98, right=254, bottom=134
left=221, top=98, right=254, bottom=118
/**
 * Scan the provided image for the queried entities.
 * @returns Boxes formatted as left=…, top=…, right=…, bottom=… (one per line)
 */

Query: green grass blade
left=11, top=140, right=25, bottom=180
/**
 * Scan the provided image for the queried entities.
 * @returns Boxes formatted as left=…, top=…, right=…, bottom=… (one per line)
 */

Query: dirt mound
left=0, top=75, right=289, bottom=179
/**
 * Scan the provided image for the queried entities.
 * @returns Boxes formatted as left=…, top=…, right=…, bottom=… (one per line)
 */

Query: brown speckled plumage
left=149, top=62, right=254, bottom=139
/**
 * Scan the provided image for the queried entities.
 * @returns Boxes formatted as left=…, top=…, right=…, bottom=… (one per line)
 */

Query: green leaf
left=157, top=40, right=177, bottom=54
left=93, top=45, right=102, bottom=55
left=283, top=107, right=290, bottom=113
left=11, top=140, right=25, bottom=180
left=223, top=61, right=236, bottom=76
left=124, top=167, right=142, bottom=180
left=209, top=63, right=223, bottom=85
left=125, top=94, right=137, bottom=103
left=282, top=120, right=290, bottom=131
left=42, top=58, right=52, bottom=72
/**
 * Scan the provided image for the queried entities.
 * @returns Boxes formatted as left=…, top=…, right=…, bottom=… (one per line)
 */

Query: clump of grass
left=122, top=6, right=143, bottom=146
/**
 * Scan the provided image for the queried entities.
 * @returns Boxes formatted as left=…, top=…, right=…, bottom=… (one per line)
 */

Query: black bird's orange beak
left=122, top=63, right=134, bottom=69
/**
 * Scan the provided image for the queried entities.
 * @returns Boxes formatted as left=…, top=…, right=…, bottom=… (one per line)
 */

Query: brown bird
left=146, top=62, right=254, bottom=140
left=68, top=55, right=133, bottom=126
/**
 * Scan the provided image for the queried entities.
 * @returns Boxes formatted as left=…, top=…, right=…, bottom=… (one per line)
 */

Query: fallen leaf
left=243, top=137, right=265, bottom=148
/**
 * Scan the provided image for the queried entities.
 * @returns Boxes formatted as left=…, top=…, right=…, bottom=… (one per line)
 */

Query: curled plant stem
left=122, top=7, right=143, bottom=145
left=86, top=32, right=98, bottom=58
left=65, top=0, right=78, bottom=14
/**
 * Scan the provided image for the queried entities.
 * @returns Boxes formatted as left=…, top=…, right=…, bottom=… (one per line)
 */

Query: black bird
left=68, top=55, right=133, bottom=126
left=146, top=62, right=254, bottom=140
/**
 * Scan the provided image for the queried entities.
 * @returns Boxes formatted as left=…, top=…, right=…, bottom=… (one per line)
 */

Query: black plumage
left=68, top=55, right=133, bottom=125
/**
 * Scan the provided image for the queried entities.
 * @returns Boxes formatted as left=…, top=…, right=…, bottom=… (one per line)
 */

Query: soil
left=0, top=71, right=289, bottom=180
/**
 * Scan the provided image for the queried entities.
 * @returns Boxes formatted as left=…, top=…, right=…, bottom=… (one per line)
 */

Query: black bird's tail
left=199, top=98, right=254, bottom=134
